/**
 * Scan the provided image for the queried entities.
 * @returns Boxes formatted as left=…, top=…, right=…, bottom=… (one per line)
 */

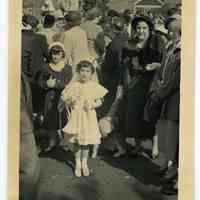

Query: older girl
left=38, top=42, right=72, bottom=151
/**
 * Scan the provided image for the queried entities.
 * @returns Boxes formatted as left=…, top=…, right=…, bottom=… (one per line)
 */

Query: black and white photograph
left=19, top=0, right=183, bottom=200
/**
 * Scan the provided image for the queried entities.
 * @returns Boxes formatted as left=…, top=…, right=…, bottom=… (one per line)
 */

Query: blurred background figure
left=20, top=73, right=40, bottom=200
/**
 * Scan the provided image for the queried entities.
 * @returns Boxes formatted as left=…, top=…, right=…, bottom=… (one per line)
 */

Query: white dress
left=62, top=81, right=108, bottom=145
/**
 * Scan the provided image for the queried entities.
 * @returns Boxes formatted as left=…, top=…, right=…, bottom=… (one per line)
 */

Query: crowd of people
left=20, top=2, right=181, bottom=200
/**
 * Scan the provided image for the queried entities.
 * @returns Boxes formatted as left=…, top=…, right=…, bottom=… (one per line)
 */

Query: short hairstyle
left=76, top=60, right=95, bottom=74
left=49, top=45, right=65, bottom=60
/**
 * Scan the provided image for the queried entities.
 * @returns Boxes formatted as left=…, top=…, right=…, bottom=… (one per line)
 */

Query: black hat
left=131, top=16, right=153, bottom=31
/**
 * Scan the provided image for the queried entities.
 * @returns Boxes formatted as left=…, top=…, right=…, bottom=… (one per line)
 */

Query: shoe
left=154, top=165, right=168, bottom=175
left=130, top=145, right=142, bottom=156
left=82, top=166, right=90, bottom=176
left=91, top=151, right=98, bottom=158
left=161, top=184, right=178, bottom=195
left=74, top=167, right=82, bottom=177
left=162, top=166, right=178, bottom=183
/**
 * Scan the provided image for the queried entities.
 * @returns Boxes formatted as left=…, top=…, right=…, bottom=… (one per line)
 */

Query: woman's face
left=135, top=21, right=150, bottom=42
left=79, top=67, right=93, bottom=82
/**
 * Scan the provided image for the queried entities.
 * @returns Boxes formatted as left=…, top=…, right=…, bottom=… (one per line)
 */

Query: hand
left=146, top=63, right=161, bottom=71
left=83, top=101, right=92, bottom=112
left=47, top=76, right=56, bottom=88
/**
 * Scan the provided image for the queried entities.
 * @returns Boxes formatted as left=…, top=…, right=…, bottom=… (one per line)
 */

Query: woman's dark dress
left=38, top=63, right=72, bottom=130
left=121, top=34, right=163, bottom=139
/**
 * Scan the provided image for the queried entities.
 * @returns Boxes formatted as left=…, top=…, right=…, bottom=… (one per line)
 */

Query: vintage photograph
left=20, top=0, right=182, bottom=200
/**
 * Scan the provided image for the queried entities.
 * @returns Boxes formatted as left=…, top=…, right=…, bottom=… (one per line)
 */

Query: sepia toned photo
left=8, top=0, right=195, bottom=200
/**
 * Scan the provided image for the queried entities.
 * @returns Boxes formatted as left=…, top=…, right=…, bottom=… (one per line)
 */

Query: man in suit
left=22, top=15, right=49, bottom=115
left=149, top=14, right=181, bottom=195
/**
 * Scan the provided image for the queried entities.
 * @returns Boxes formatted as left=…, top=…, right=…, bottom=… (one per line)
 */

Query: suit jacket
left=153, top=40, right=181, bottom=121
left=22, top=30, right=49, bottom=82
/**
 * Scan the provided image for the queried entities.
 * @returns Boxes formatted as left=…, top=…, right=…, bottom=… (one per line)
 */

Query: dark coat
left=153, top=40, right=181, bottom=121
left=38, top=63, right=72, bottom=130
left=120, top=34, right=164, bottom=138
left=98, top=33, right=128, bottom=118
left=22, top=30, right=49, bottom=82
left=20, top=73, right=40, bottom=200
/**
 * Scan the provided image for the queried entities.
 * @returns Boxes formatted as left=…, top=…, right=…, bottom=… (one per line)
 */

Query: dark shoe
left=130, top=144, right=142, bottom=156
left=161, top=166, right=178, bottom=183
left=154, top=165, right=168, bottom=175
left=161, top=184, right=178, bottom=195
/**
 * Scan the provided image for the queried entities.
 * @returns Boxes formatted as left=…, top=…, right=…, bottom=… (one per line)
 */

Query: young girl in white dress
left=61, top=60, right=108, bottom=177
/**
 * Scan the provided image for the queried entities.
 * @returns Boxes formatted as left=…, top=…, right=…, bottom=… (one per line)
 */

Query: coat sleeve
left=37, top=65, right=50, bottom=89
left=54, top=65, right=73, bottom=89
left=156, top=54, right=180, bottom=99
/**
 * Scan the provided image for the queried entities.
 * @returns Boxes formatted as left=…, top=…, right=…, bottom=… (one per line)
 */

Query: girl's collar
left=49, top=60, right=65, bottom=72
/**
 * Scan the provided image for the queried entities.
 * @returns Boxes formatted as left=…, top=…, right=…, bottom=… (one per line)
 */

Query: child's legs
left=81, top=145, right=89, bottom=165
left=73, top=143, right=82, bottom=168
left=81, top=145, right=90, bottom=176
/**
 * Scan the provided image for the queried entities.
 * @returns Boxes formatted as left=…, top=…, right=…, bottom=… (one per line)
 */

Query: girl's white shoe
left=74, top=167, right=82, bottom=177
left=82, top=166, right=90, bottom=176
left=82, top=161, right=90, bottom=176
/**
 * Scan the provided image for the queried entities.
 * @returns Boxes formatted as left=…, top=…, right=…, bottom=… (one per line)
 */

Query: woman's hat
left=54, top=9, right=64, bottom=20
left=131, top=16, right=153, bottom=31
left=49, top=42, right=66, bottom=54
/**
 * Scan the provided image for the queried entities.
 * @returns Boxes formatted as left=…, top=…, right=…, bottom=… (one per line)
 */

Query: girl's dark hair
left=49, top=45, right=65, bottom=60
left=76, top=60, right=95, bottom=74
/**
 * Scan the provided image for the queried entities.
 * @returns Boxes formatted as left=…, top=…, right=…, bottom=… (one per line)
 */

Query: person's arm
left=54, top=65, right=73, bottom=90
left=156, top=63, right=180, bottom=99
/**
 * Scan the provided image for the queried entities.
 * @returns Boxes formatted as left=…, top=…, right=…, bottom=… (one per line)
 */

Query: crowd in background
left=20, top=1, right=181, bottom=199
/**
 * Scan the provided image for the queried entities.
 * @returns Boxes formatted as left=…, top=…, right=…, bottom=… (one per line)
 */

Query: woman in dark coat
left=117, top=16, right=165, bottom=156
left=38, top=42, right=72, bottom=151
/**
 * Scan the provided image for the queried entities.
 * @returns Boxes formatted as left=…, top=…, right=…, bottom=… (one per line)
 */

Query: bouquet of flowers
left=60, top=83, right=82, bottom=109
